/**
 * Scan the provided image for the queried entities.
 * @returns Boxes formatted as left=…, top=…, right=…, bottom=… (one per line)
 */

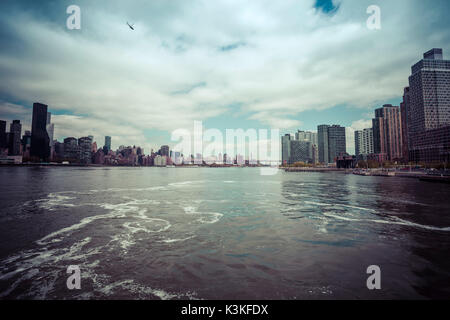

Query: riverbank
left=283, top=167, right=347, bottom=173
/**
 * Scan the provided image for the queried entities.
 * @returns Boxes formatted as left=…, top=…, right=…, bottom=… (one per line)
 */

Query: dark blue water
left=0, top=167, right=449, bottom=299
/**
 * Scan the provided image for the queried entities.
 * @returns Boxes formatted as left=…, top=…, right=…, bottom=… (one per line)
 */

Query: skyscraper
left=327, top=125, right=346, bottom=162
left=103, top=136, right=111, bottom=154
left=372, top=104, right=403, bottom=161
left=317, top=125, right=329, bottom=164
left=22, top=130, right=32, bottom=159
left=289, top=140, right=312, bottom=164
left=31, top=103, right=50, bottom=161
left=408, top=48, right=450, bottom=163
left=160, top=145, right=170, bottom=157
left=78, top=137, right=93, bottom=164
left=295, top=130, right=318, bottom=146
left=63, top=137, right=79, bottom=162
left=281, top=134, right=291, bottom=165
left=400, top=87, right=411, bottom=162
left=0, top=120, right=7, bottom=149
left=9, top=120, right=22, bottom=156
left=46, top=112, right=54, bottom=161
left=355, top=128, right=374, bottom=158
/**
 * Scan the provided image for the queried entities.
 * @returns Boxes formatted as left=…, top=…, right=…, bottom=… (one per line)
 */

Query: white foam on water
left=196, top=212, right=223, bottom=224
left=33, top=193, right=77, bottom=210
left=323, top=212, right=450, bottom=232
left=0, top=268, right=40, bottom=298
left=168, top=180, right=204, bottom=188
left=123, top=218, right=171, bottom=234
left=333, top=204, right=377, bottom=212
left=184, top=206, right=198, bottom=214
left=98, top=279, right=189, bottom=300
left=36, top=201, right=142, bottom=246
left=160, top=236, right=196, bottom=244
left=304, top=201, right=332, bottom=207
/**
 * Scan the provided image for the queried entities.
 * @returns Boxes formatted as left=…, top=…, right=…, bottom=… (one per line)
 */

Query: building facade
left=317, top=125, right=329, bottom=164
left=78, top=137, right=93, bottom=164
left=289, top=140, right=312, bottom=164
left=372, top=104, right=403, bottom=162
left=30, top=103, right=50, bottom=161
left=400, top=87, right=411, bottom=162
left=0, top=120, right=6, bottom=149
left=281, top=134, right=291, bottom=165
left=327, top=125, right=346, bottom=162
left=9, top=120, right=22, bottom=156
left=355, top=128, right=374, bottom=158
left=408, top=48, right=450, bottom=163
left=104, top=136, right=111, bottom=153
left=63, top=137, right=79, bottom=162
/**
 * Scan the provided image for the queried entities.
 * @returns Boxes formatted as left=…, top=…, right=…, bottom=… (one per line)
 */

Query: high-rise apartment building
left=372, top=104, right=403, bottom=162
left=355, top=128, right=374, bottom=158
left=46, top=112, right=54, bottom=161
left=289, top=140, right=312, bottom=164
left=30, top=103, right=50, bottom=161
left=281, top=134, right=291, bottom=165
left=104, top=136, right=111, bottom=153
left=0, top=120, right=6, bottom=149
left=78, top=137, right=93, bottom=164
left=400, top=87, right=411, bottom=162
left=317, top=125, right=329, bottom=164
left=9, top=120, right=22, bottom=156
left=63, top=137, right=79, bottom=162
left=295, top=130, right=318, bottom=146
left=327, top=125, right=346, bottom=162
left=318, top=125, right=346, bottom=164
left=160, top=145, right=170, bottom=157
left=22, top=131, right=31, bottom=159
left=408, top=48, right=450, bottom=163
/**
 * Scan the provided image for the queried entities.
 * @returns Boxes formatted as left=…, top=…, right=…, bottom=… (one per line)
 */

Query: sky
left=1, top=0, right=450, bottom=155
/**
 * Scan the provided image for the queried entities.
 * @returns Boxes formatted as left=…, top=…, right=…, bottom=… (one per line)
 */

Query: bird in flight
left=127, top=22, right=135, bottom=30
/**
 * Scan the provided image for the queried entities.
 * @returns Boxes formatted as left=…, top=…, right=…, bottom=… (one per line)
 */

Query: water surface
left=0, top=167, right=449, bottom=299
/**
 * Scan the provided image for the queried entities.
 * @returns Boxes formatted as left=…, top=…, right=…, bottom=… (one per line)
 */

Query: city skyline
left=2, top=44, right=449, bottom=165
left=1, top=1, right=450, bottom=304
left=1, top=1, right=450, bottom=155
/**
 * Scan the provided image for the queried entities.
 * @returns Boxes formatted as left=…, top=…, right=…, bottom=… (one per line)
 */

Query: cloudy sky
left=1, top=0, right=450, bottom=155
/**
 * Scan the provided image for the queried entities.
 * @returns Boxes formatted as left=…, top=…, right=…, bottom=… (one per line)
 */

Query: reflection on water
left=0, top=167, right=449, bottom=299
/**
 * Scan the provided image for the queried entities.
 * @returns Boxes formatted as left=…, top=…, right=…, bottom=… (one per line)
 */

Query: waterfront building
left=327, top=125, right=346, bottom=162
left=407, top=48, right=450, bottom=163
left=22, top=131, right=31, bottom=159
left=281, top=134, right=291, bottom=165
left=400, top=87, right=411, bottom=162
left=317, top=125, right=329, bottom=164
left=78, top=137, right=93, bottom=164
left=154, top=155, right=167, bottom=166
left=372, top=104, right=403, bottom=161
left=63, top=137, right=79, bottom=163
left=319, top=125, right=346, bottom=164
left=336, top=152, right=357, bottom=169
left=160, top=145, right=170, bottom=157
left=54, top=141, right=64, bottom=161
left=46, top=112, right=54, bottom=161
left=311, top=144, right=318, bottom=164
left=9, top=120, right=22, bottom=156
left=104, top=136, right=111, bottom=153
left=30, top=103, right=50, bottom=161
left=94, top=149, right=105, bottom=165
left=289, top=140, right=312, bottom=164
left=355, top=128, right=374, bottom=158
left=295, top=130, right=318, bottom=146
left=0, top=120, right=6, bottom=149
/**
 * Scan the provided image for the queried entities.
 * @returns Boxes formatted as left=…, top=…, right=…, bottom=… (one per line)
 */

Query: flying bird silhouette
left=127, top=22, right=135, bottom=30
